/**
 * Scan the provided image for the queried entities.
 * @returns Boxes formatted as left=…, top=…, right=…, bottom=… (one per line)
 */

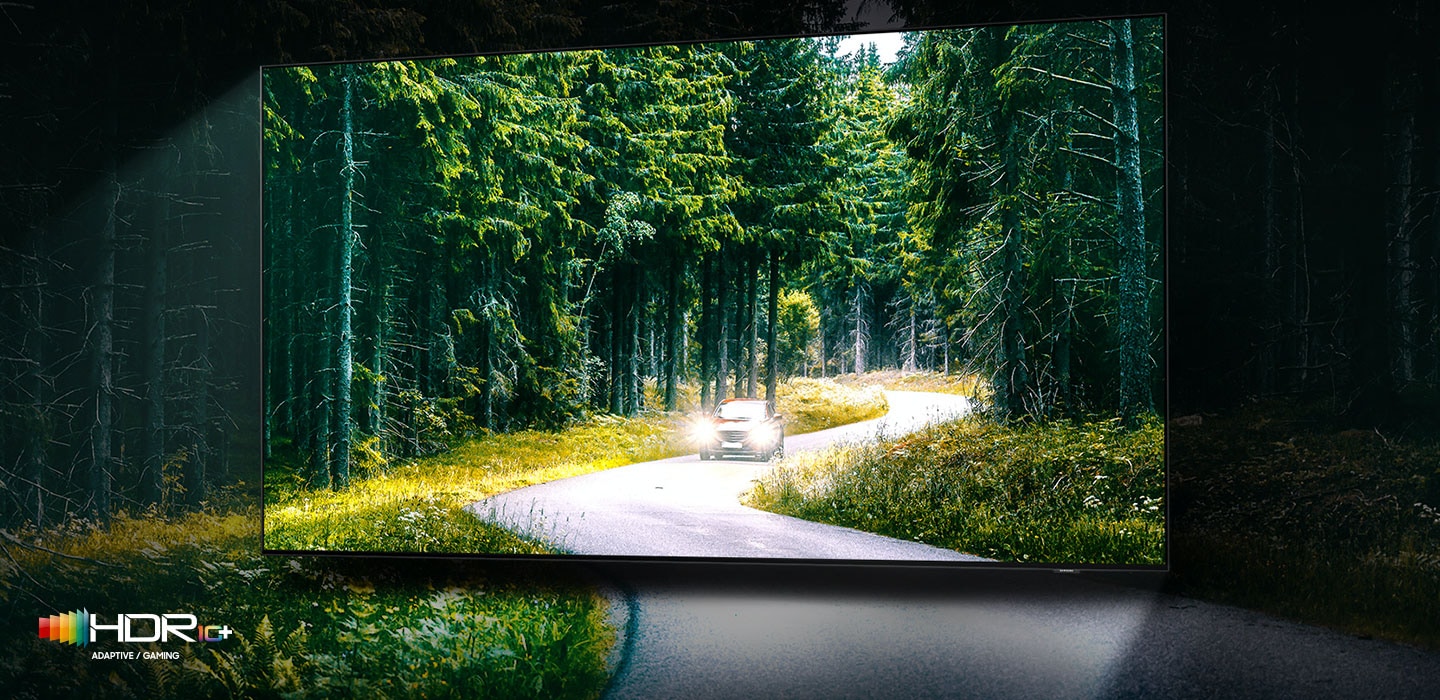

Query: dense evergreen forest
left=262, top=19, right=1164, bottom=488
left=7, top=0, right=1434, bottom=540
left=2, top=0, right=1440, bottom=666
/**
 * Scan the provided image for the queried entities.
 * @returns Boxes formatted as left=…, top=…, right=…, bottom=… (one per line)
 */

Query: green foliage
left=774, top=289, right=820, bottom=376
left=0, top=508, right=613, bottom=699
left=747, top=413, right=1165, bottom=565
left=889, top=20, right=1164, bottom=419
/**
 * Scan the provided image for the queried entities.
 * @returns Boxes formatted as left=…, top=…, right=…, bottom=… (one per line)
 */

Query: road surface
left=589, top=566, right=1440, bottom=699
left=468, top=390, right=985, bottom=561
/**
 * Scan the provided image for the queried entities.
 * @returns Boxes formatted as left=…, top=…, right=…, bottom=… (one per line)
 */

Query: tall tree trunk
left=818, top=307, right=827, bottom=378
left=141, top=187, right=169, bottom=507
left=989, top=27, right=1029, bottom=421
left=283, top=233, right=303, bottom=442
left=308, top=307, right=330, bottom=488
left=1111, top=18, right=1152, bottom=423
left=700, top=252, right=713, bottom=411
left=89, top=155, right=118, bottom=522
left=764, top=250, right=780, bottom=406
left=852, top=282, right=867, bottom=375
left=1281, top=57, right=1310, bottom=394
left=664, top=261, right=680, bottom=411
left=1428, top=43, right=1440, bottom=384
left=368, top=281, right=387, bottom=442
left=331, top=64, right=357, bottom=489
left=716, top=246, right=730, bottom=404
left=187, top=302, right=210, bottom=505
left=746, top=255, right=759, bottom=398
left=903, top=302, right=918, bottom=372
left=1259, top=104, right=1280, bottom=395
left=1384, top=47, right=1420, bottom=386
left=23, top=227, right=47, bottom=527
left=481, top=255, right=497, bottom=429
left=1054, top=278, right=1075, bottom=415
left=629, top=276, right=642, bottom=414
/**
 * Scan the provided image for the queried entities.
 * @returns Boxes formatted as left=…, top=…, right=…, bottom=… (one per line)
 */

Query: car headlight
left=749, top=423, right=776, bottom=447
left=690, top=419, right=718, bottom=443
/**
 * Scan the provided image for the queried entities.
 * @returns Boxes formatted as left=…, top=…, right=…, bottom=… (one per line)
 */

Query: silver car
left=692, top=398, right=786, bottom=461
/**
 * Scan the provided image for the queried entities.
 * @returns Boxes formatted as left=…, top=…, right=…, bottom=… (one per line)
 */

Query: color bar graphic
left=38, top=609, right=88, bottom=646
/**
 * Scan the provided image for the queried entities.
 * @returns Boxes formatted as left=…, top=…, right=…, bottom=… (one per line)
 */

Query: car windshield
left=716, top=401, right=766, bottom=421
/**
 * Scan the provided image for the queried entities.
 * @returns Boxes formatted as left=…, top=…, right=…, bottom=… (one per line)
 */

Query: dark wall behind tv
left=2, top=0, right=1436, bottom=578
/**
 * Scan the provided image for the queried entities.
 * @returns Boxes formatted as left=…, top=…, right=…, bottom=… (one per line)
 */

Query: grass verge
left=745, top=415, right=1165, bottom=565
left=1167, top=401, right=1440, bottom=648
left=0, top=499, right=613, bottom=699
left=264, top=377, right=887, bottom=554
left=831, top=369, right=988, bottom=399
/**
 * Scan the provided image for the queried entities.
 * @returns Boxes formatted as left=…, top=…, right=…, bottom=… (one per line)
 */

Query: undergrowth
left=0, top=504, right=613, bottom=699
left=1167, top=401, right=1440, bottom=648
left=746, top=415, right=1165, bottom=565
left=265, top=376, right=887, bottom=554
left=832, top=369, right=988, bottom=400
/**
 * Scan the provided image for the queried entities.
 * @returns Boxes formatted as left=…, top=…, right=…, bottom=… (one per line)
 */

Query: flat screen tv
left=261, top=15, right=1166, bottom=568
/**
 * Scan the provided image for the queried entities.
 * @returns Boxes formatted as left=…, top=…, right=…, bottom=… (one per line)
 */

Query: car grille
left=719, top=429, right=749, bottom=443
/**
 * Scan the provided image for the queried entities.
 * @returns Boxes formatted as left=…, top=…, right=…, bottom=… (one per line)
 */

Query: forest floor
left=745, top=411, right=1166, bottom=565
left=262, top=377, right=889, bottom=554
left=1165, top=398, right=1440, bottom=648
left=0, top=486, right=614, bottom=699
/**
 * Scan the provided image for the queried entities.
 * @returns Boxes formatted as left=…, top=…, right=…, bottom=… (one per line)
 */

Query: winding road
left=467, top=390, right=986, bottom=561
left=467, top=390, right=1440, bottom=699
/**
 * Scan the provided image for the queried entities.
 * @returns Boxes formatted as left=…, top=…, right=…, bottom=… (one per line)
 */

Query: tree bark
left=187, top=301, right=210, bottom=506
left=1384, top=47, right=1419, bottom=386
left=22, top=227, right=47, bottom=527
left=852, top=282, right=867, bottom=375
left=1111, top=18, right=1152, bottom=423
left=664, top=260, right=680, bottom=411
left=700, top=251, right=713, bottom=411
left=630, top=277, right=642, bottom=413
left=746, top=255, right=759, bottom=398
left=764, top=249, right=780, bottom=406
left=331, top=64, right=357, bottom=489
left=716, top=246, right=730, bottom=403
left=89, top=157, right=119, bottom=522
left=141, top=186, right=169, bottom=507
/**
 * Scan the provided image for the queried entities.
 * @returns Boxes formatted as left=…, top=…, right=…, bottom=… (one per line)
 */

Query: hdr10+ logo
left=39, top=609, right=233, bottom=647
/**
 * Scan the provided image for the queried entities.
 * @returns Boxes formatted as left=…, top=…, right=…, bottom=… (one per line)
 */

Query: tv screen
left=261, top=15, right=1166, bottom=567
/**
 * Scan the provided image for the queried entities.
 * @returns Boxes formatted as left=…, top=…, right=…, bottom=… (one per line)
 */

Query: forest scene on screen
left=261, top=18, right=1164, bottom=564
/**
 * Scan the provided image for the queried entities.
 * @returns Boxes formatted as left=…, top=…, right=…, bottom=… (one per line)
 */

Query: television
left=261, top=15, right=1166, bottom=568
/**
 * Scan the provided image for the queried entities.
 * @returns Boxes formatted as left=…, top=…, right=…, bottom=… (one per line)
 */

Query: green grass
left=0, top=499, right=614, bottom=699
left=1167, top=401, right=1440, bottom=648
left=265, top=377, right=888, bottom=554
left=772, top=376, right=888, bottom=435
left=745, top=415, right=1165, bottom=565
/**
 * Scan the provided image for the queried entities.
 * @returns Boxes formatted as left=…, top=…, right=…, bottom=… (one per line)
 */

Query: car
left=691, top=398, right=786, bottom=461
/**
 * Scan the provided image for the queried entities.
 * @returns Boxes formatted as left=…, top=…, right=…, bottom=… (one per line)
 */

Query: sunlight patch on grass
left=746, top=415, right=1165, bottom=565
left=264, top=376, right=888, bottom=554
left=832, top=369, right=988, bottom=400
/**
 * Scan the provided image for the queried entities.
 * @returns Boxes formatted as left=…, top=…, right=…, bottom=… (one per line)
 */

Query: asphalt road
left=468, top=390, right=983, bottom=561
left=586, top=565, right=1440, bottom=700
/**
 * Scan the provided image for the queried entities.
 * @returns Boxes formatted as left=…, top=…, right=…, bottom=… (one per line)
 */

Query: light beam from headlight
left=690, top=418, right=718, bottom=444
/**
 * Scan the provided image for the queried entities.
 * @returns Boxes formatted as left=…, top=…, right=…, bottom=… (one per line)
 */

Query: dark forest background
left=1, top=0, right=1438, bottom=586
